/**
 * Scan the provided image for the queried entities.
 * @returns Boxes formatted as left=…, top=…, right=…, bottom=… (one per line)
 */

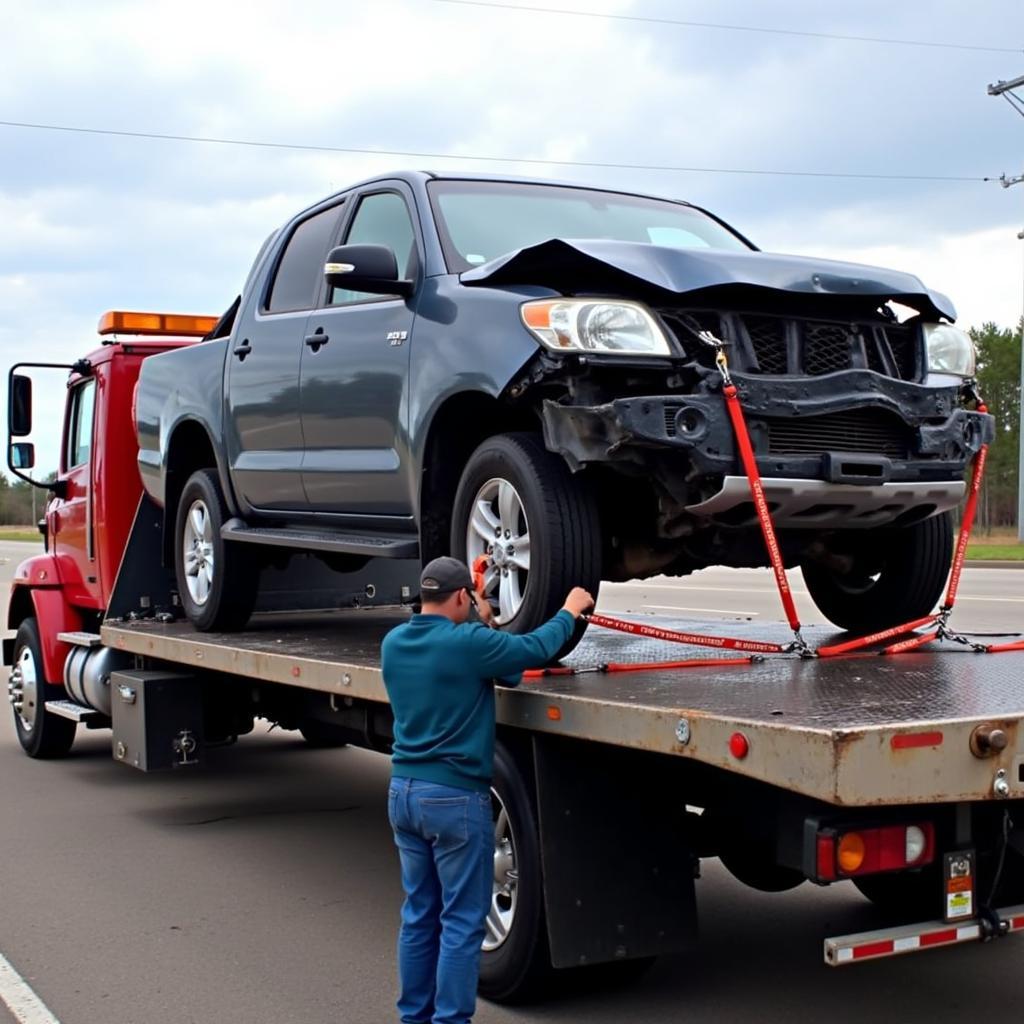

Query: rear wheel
left=801, top=512, right=953, bottom=634
left=9, top=618, right=76, bottom=758
left=175, top=469, right=259, bottom=631
left=479, top=741, right=550, bottom=1002
left=451, top=433, right=601, bottom=659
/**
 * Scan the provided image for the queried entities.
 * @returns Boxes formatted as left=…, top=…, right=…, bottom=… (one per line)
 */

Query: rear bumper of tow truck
left=825, top=904, right=1024, bottom=965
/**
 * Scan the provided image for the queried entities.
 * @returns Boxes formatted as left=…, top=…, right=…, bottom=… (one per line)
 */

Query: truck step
left=221, top=521, right=419, bottom=559
left=57, top=631, right=104, bottom=648
left=46, top=699, right=101, bottom=722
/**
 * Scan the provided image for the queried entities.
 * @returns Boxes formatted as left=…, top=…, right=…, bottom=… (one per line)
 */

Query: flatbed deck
left=102, top=612, right=1024, bottom=807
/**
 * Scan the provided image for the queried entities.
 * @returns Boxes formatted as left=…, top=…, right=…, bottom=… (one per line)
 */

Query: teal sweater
left=381, top=610, right=575, bottom=792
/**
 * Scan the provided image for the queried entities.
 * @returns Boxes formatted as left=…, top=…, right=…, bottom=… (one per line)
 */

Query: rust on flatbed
left=101, top=612, right=1024, bottom=807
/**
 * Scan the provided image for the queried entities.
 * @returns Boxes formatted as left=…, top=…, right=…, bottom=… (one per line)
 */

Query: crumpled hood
left=460, top=238, right=956, bottom=321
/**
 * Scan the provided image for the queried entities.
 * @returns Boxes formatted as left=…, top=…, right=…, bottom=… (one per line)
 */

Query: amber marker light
left=837, top=832, right=867, bottom=874
left=98, top=310, right=218, bottom=337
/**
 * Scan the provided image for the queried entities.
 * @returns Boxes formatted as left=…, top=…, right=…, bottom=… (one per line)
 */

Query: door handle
left=233, top=339, right=252, bottom=360
left=305, top=329, right=329, bottom=351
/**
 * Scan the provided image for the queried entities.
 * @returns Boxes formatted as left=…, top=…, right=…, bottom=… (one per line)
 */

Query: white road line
left=642, top=604, right=761, bottom=616
left=0, top=952, right=61, bottom=1024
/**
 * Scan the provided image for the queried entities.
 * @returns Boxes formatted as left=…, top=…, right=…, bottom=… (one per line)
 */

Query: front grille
left=765, top=409, right=911, bottom=458
left=658, top=309, right=922, bottom=382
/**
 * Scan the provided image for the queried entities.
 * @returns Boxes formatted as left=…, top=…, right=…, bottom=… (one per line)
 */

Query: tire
left=9, top=618, right=76, bottom=759
left=298, top=720, right=349, bottom=748
left=450, top=433, right=601, bottom=660
left=175, top=469, right=259, bottom=631
left=479, top=741, right=551, bottom=1003
left=801, top=512, right=953, bottom=634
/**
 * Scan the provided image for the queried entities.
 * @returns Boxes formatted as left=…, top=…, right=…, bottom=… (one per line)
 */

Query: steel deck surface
left=102, top=612, right=1024, bottom=806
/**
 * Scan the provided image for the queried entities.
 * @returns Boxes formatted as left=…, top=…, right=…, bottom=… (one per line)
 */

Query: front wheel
left=450, top=433, right=601, bottom=659
left=175, top=469, right=259, bottom=631
left=801, top=512, right=953, bottom=634
left=9, top=617, right=76, bottom=758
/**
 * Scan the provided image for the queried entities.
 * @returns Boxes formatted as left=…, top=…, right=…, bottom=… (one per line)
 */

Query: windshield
left=428, top=180, right=752, bottom=272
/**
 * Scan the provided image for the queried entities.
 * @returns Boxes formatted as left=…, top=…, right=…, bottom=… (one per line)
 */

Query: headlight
left=924, top=323, right=976, bottom=377
left=521, top=299, right=671, bottom=355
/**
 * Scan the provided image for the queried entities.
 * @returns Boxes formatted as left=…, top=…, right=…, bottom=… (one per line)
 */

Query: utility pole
left=988, top=73, right=1024, bottom=540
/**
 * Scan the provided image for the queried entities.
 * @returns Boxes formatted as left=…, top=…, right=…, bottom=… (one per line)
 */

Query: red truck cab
left=5, top=311, right=214, bottom=756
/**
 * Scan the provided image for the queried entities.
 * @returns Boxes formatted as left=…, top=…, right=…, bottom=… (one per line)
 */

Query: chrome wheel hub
left=466, top=478, right=531, bottom=624
left=483, top=789, right=518, bottom=952
left=8, top=645, right=39, bottom=733
left=182, top=499, right=215, bottom=606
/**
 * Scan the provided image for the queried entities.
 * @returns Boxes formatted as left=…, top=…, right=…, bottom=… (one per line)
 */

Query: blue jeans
left=388, top=778, right=493, bottom=1024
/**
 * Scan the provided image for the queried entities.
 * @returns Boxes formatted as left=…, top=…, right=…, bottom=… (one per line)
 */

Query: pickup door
left=225, top=202, right=343, bottom=511
left=298, top=186, right=417, bottom=517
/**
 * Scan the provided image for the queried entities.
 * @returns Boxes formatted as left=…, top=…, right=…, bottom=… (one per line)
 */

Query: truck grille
left=764, top=409, right=911, bottom=458
left=659, top=310, right=921, bottom=382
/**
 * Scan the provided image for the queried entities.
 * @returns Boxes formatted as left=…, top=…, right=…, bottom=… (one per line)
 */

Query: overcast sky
left=2, top=0, right=1023, bottom=479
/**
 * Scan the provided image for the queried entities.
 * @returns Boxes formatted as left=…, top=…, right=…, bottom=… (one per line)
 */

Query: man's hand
left=562, top=587, right=595, bottom=619
left=472, top=590, right=496, bottom=626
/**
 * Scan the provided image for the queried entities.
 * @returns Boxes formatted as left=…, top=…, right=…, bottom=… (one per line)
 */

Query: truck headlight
left=521, top=299, right=671, bottom=355
left=924, top=323, right=976, bottom=377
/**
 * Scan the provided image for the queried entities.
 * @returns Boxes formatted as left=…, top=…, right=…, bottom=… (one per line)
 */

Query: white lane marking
left=612, top=583, right=1024, bottom=604
left=0, top=952, right=61, bottom=1024
left=643, top=604, right=761, bottom=616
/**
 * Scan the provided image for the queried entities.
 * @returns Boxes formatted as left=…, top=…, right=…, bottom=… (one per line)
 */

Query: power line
left=429, top=0, right=1024, bottom=54
left=0, top=119, right=994, bottom=183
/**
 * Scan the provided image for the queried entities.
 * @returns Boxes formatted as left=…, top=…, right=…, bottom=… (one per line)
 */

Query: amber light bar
left=98, top=310, right=218, bottom=338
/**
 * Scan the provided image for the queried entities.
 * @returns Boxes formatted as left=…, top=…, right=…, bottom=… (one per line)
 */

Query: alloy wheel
left=466, top=477, right=531, bottom=624
left=182, top=498, right=216, bottom=606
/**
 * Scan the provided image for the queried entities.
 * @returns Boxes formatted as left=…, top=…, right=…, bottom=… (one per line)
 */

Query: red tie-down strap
left=721, top=383, right=805, bottom=638
left=523, top=655, right=758, bottom=680
left=585, top=610, right=786, bottom=654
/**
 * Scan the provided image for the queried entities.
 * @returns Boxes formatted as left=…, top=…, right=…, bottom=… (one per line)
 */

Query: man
left=382, top=556, right=594, bottom=1024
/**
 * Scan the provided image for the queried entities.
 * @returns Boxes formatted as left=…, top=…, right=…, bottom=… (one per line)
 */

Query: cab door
left=225, top=201, right=343, bottom=511
left=298, top=186, right=419, bottom=516
left=50, top=376, right=103, bottom=607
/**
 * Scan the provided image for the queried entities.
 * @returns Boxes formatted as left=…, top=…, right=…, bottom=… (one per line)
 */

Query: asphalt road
left=1, top=540, right=1023, bottom=1023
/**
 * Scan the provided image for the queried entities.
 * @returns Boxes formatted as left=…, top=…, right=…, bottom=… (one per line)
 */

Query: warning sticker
left=947, top=890, right=974, bottom=920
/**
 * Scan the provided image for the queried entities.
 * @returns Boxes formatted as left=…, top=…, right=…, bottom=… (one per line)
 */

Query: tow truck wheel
left=175, top=469, right=259, bottom=631
left=451, top=433, right=601, bottom=659
left=479, top=740, right=550, bottom=1002
left=9, top=618, right=76, bottom=759
left=801, top=511, right=954, bottom=634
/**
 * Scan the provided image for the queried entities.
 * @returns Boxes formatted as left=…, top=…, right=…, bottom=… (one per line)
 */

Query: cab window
left=266, top=205, right=342, bottom=313
left=64, top=379, right=96, bottom=470
left=328, top=192, right=417, bottom=306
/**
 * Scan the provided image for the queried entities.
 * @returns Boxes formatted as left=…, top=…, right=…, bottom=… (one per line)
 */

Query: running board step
left=221, top=520, right=419, bottom=559
left=57, top=631, right=103, bottom=648
left=46, top=699, right=102, bottom=722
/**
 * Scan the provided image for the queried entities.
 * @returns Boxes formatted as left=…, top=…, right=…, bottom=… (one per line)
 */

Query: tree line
left=971, top=320, right=1022, bottom=533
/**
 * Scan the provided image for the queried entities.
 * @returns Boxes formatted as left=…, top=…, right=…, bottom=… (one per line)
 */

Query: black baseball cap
left=420, top=556, right=474, bottom=597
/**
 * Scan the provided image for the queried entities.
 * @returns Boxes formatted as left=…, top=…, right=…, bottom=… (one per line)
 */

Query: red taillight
left=817, top=822, right=935, bottom=881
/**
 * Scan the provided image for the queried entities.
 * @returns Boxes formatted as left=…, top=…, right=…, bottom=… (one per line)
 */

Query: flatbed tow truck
left=6, top=313, right=1024, bottom=1002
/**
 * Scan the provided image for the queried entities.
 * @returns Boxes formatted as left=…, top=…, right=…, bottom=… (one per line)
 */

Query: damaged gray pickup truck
left=135, top=172, right=993, bottom=651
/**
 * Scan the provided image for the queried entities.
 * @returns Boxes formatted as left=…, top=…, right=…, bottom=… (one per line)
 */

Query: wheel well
left=164, top=420, right=219, bottom=566
left=418, top=393, right=537, bottom=564
left=6, top=587, right=33, bottom=631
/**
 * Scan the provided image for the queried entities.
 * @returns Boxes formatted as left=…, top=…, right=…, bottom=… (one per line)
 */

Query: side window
left=64, top=379, right=96, bottom=470
left=266, top=205, right=341, bottom=313
left=328, top=192, right=417, bottom=306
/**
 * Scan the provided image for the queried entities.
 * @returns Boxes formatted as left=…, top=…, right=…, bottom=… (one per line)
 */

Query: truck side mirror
left=10, top=442, right=34, bottom=470
left=9, top=374, right=32, bottom=437
left=324, top=244, right=414, bottom=298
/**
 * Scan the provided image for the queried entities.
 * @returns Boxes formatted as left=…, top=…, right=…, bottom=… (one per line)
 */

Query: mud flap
left=533, top=734, right=698, bottom=968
